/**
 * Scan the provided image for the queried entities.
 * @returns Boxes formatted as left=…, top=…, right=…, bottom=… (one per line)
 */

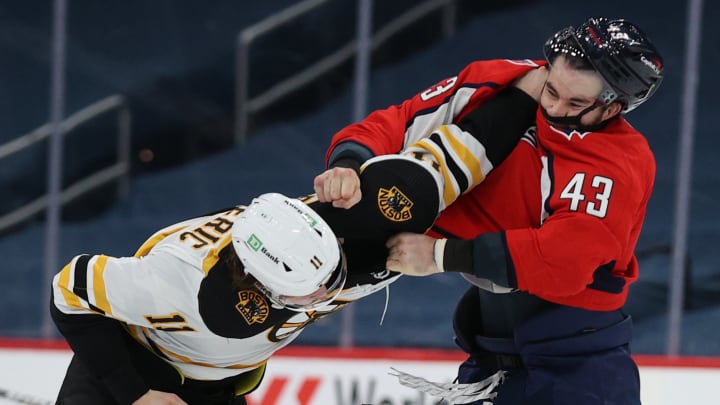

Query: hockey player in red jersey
left=315, top=17, right=663, bottom=405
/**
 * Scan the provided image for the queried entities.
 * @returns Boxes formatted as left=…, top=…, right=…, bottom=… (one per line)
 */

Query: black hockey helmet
left=543, top=17, right=664, bottom=113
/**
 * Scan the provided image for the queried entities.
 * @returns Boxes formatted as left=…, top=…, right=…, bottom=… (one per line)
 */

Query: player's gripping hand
left=386, top=232, right=442, bottom=276
left=133, top=389, right=188, bottom=405
left=313, top=167, right=361, bottom=209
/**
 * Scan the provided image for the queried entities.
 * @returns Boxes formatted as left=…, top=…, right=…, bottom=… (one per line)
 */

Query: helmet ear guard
left=252, top=245, right=347, bottom=312
left=231, top=193, right=347, bottom=312
left=543, top=17, right=664, bottom=113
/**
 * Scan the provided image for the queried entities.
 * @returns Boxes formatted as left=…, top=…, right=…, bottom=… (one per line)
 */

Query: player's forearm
left=504, top=214, right=622, bottom=297
left=50, top=301, right=149, bottom=404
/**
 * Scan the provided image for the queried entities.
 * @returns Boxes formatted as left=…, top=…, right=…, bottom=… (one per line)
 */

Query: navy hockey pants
left=455, top=306, right=640, bottom=405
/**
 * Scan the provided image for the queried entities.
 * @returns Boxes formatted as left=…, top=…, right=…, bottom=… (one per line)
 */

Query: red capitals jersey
left=327, top=59, right=656, bottom=311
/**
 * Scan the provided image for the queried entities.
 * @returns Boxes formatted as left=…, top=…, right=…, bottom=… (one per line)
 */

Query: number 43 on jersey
left=559, top=173, right=614, bottom=218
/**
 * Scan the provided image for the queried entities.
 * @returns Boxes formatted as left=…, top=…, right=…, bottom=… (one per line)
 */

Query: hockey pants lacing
left=390, top=368, right=506, bottom=404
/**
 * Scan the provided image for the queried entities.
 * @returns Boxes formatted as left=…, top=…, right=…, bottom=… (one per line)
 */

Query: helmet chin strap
left=540, top=103, right=613, bottom=133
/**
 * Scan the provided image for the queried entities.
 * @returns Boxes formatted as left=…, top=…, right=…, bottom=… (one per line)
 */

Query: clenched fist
left=313, top=167, right=362, bottom=209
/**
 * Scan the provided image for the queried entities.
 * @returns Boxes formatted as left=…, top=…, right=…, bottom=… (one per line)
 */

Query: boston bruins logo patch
left=235, top=290, right=270, bottom=325
left=378, top=186, right=413, bottom=222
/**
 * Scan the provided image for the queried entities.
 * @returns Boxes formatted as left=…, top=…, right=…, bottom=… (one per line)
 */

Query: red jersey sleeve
left=506, top=212, right=622, bottom=297
left=325, top=59, right=545, bottom=166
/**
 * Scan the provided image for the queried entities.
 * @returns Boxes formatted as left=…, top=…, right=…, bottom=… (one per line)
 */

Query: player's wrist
left=329, top=157, right=361, bottom=175
left=433, top=239, right=447, bottom=273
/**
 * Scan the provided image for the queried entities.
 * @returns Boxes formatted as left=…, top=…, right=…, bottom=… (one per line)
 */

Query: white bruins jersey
left=52, top=205, right=398, bottom=380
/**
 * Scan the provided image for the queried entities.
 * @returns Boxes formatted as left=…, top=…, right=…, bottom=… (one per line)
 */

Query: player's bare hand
left=385, top=232, right=440, bottom=276
left=313, top=167, right=361, bottom=209
left=132, top=389, right=188, bottom=404
left=512, top=66, right=548, bottom=102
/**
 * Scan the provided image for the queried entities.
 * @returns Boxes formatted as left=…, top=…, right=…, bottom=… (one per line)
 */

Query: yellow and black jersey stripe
left=404, top=124, right=493, bottom=210
left=56, top=254, right=112, bottom=316
left=400, top=87, right=539, bottom=211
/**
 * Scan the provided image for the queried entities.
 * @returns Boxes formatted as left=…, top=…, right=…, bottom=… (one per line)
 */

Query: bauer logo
left=283, top=199, right=318, bottom=227
left=377, top=186, right=413, bottom=222
left=236, top=290, right=270, bottom=325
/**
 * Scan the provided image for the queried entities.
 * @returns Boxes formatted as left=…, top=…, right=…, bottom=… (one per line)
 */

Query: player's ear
left=603, top=101, right=623, bottom=120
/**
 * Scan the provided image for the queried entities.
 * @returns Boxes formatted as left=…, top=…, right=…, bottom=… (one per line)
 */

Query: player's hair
left=558, top=52, right=594, bottom=72
left=221, top=245, right=257, bottom=291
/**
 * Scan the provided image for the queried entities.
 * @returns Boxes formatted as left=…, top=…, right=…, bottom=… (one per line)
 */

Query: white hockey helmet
left=231, top=193, right=346, bottom=312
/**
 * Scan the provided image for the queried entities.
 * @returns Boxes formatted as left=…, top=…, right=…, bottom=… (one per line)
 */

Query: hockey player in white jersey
left=52, top=193, right=407, bottom=404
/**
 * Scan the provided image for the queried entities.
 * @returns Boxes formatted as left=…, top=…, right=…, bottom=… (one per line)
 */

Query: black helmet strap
left=540, top=102, right=613, bottom=133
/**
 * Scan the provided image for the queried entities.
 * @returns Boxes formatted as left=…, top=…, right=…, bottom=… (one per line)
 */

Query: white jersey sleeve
left=52, top=208, right=240, bottom=327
